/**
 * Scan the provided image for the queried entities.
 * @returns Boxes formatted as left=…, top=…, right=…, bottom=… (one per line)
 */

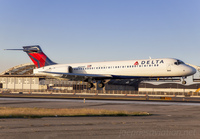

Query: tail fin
left=22, top=45, right=56, bottom=68
left=5, top=45, right=56, bottom=68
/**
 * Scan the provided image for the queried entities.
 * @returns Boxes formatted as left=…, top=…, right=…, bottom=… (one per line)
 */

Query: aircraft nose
left=191, top=67, right=197, bottom=75
left=185, top=66, right=196, bottom=76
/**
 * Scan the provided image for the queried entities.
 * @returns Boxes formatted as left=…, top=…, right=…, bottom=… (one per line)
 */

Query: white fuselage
left=33, top=58, right=196, bottom=79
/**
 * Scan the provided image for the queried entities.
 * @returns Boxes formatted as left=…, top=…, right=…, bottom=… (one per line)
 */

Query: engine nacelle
left=33, top=65, right=73, bottom=76
left=49, top=65, right=73, bottom=73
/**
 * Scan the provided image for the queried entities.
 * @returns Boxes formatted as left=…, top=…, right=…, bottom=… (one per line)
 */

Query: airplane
left=6, top=45, right=196, bottom=88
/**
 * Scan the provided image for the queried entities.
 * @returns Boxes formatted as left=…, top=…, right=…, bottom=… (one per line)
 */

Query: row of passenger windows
left=73, top=64, right=159, bottom=71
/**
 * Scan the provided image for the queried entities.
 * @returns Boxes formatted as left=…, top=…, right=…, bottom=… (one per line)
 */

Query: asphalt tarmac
left=0, top=98, right=199, bottom=139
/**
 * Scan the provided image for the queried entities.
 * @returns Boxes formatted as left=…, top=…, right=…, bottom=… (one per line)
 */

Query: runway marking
left=0, top=97, right=200, bottom=106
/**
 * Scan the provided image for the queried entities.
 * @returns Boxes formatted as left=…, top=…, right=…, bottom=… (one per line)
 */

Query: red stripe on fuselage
left=29, top=52, right=47, bottom=68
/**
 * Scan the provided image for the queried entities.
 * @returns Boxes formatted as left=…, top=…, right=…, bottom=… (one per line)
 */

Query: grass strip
left=0, top=107, right=151, bottom=118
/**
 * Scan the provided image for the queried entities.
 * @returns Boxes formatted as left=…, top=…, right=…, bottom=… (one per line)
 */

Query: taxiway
left=0, top=97, right=199, bottom=138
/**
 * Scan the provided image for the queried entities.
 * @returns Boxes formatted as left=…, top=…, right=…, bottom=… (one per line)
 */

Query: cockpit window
left=174, top=60, right=185, bottom=65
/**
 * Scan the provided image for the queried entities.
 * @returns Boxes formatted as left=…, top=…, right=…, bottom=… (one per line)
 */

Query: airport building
left=0, top=63, right=200, bottom=93
left=0, top=63, right=46, bottom=91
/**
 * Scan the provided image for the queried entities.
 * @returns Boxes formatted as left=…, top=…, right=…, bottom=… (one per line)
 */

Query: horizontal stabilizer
left=4, top=49, right=23, bottom=51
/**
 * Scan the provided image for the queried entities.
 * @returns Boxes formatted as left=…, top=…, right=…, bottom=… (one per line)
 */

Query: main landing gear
left=87, top=82, right=94, bottom=88
left=87, top=81, right=105, bottom=89
left=98, top=81, right=105, bottom=88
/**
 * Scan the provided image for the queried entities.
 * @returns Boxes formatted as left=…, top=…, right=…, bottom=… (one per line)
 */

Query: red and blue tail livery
left=23, top=45, right=56, bottom=68
left=5, top=45, right=56, bottom=68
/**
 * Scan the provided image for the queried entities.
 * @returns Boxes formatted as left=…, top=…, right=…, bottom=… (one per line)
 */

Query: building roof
left=0, top=63, right=35, bottom=75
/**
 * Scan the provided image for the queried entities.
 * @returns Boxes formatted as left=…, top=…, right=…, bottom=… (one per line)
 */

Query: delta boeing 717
left=6, top=45, right=196, bottom=88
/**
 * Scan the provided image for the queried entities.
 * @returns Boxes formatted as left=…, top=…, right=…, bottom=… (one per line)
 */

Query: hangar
left=0, top=63, right=200, bottom=93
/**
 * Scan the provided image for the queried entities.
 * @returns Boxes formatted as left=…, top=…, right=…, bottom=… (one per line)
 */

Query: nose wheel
left=182, top=77, right=187, bottom=84
left=182, top=80, right=186, bottom=84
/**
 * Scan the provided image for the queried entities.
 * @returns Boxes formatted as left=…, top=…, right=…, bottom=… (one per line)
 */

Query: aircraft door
left=167, top=64, right=171, bottom=72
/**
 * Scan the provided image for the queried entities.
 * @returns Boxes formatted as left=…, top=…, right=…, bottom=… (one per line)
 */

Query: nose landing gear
left=182, top=80, right=187, bottom=84
left=182, top=77, right=187, bottom=84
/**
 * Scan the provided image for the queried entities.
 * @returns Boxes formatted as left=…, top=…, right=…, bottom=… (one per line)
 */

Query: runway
left=0, top=97, right=200, bottom=139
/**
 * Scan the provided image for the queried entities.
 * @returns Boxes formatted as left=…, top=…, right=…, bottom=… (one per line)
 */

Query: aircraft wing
left=43, top=71, right=113, bottom=81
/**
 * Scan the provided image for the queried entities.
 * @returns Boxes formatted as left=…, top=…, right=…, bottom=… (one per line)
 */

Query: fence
left=1, top=88, right=199, bottom=97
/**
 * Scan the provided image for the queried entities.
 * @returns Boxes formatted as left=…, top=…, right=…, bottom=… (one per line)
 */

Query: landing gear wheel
left=182, top=80, right=186, bottom=84
left=98, top=82, right=105, bottom=88
left=87, top=82, right=94, bottom=88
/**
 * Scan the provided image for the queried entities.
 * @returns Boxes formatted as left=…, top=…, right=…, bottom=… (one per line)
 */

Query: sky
left=0, top=0, right=200, bottom=73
